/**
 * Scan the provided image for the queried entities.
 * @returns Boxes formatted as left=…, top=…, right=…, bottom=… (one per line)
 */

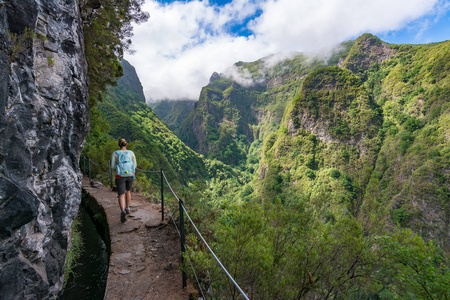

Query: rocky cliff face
left=0, top=0, right=89, bottom=298
left=340, top=33, right=395, bottom=74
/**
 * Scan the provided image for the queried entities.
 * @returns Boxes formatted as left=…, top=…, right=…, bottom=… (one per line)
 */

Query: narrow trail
left=82, top=177, right=194, bottom=300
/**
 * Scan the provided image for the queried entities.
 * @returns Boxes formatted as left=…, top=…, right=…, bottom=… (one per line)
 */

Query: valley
left=87, top=33, right=449, bottom=299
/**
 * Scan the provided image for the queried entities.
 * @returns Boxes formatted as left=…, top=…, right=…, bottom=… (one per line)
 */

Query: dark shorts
left=116, top=177, right=134, bottom=196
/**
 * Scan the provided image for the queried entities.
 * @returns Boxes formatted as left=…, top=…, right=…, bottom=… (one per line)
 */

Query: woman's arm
left=131, top=151, right=137, bottom=167
left=111, top=151, right=117, bottom=172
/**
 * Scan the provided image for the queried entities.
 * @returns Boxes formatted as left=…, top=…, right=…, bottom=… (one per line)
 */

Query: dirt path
left=82, top=177, right=195, bottom=300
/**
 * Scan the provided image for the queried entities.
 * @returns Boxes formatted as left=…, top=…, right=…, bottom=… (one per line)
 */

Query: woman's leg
left=125, top=177, right=134, bottom=213
left=116, top=178, right=127, bottom=222
left=118, top=193, right=126, bottom=211
left=125, top=190, right=131, bottom=210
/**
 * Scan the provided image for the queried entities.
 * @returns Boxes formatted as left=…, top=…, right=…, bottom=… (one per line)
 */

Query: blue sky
left=125, top=0, right=449, bottom=101
left=379, top=10, right=450, bottom=44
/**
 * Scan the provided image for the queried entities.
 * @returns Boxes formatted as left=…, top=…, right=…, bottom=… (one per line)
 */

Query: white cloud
left=250, top=0, right=439, bottom=51
left=124, top=0, right=445, bottom=102
left=125, top=0, right=267, bottom=101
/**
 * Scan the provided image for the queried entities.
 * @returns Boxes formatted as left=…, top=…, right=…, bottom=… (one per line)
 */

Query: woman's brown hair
left=118, top=138, right=128, bottom=148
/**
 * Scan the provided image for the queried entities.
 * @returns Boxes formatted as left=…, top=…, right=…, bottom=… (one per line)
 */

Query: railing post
left=160, top=169, right=164, bottom=221
left=179, top=199, right=187, bottom=288
left=83, top=155, right=86, bottom=176
left=108, top=159, right=113, bottom=189
left=88, top=158, right=91, bottom=182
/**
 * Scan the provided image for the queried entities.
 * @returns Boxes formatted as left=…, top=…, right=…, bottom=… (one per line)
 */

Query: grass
left=63, top=212, right=84, bottom=288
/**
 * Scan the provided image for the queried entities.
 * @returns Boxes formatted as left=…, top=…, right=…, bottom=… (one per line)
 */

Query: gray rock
left=0, top=0, right=89, bottom=299
left=112, top=252, right=132, bottom=263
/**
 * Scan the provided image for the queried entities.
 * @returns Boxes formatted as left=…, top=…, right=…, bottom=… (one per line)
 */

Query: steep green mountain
left=150, top=100, right=196, bottom=132
left=258, top=33, right=449, bottom=249
left=178, top=43, right=354, bottom=167
left=82, top=60, right=208, bottom=184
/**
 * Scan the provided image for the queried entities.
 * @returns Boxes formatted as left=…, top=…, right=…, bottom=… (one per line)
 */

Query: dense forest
left=81, top=4, right=449, bottom=297
left=150, top=99, right=196, bottom=132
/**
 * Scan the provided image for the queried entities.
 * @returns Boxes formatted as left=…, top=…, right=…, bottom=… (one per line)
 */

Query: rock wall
left=0, top=0, right=89, bottom=299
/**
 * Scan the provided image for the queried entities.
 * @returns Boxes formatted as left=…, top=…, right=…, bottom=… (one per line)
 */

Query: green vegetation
left=64, top=213, right=83, bottom=288
left=81, top=21, right=449, bottom=298
left=151, top=100, right=196, bottom=132
left=172, top=35, right=449, bottom=298
left=177, top=49, right=357, bottom=168
left=6, top=28, right=47, bottom=66
left=183, top=197, right=449, bottom=299
left=7, top=28, right=36, bottom=63
left=47, top=55, right=55, bottom=66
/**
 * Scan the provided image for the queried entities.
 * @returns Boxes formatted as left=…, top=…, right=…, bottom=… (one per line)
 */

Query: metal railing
left=80, top=155, right=249, bottom=299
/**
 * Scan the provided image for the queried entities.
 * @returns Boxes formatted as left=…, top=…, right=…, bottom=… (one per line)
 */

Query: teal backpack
left=115, top=150, right=134, bottom=177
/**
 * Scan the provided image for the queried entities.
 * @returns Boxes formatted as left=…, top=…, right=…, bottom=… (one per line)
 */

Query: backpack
left=115, top=150, right=134, bottom=177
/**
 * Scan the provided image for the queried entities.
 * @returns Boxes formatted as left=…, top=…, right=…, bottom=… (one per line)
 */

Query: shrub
left=330, top=169, right=341, bottom=178
left=306, top=157, right=317, bottom=170
left=392, top=207, right=409, bottom=225
left=305, top=169, right=316, bottom=179
left=398, top=131, right=414, bottom=154
left=342, top=149, right=350, bottom=160
left=403, top=117, right=421, bottom=132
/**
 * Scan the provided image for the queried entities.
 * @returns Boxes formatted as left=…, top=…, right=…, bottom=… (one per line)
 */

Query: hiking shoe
left=125, top=208, right=130, bottom=214
left=121, top=211, right=126, bottom=223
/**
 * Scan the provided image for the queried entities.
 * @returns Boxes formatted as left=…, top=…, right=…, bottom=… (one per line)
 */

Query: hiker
left=111, top=138, right=137, bottom=222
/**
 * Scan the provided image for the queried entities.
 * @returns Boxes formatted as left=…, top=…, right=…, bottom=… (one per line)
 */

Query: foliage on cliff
left=258, top=35, right=450, bottom=248
left=259, top=65, right=382, bottom=212
left=151, top=100, right=196, bottom=132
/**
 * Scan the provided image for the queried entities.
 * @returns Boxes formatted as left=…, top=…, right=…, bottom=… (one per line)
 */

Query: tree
left=376, top=230, right=450, bottom=299
left=81, top=0, right=149, bottom=106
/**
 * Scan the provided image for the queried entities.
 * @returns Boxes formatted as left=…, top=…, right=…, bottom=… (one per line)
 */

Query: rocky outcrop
left=0, top=0, right=89, bottom=299
left=340, top=33, right=395, bottom=74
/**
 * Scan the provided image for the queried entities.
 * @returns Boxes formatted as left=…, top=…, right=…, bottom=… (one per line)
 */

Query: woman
left=111, top=138, right=137, bottom=222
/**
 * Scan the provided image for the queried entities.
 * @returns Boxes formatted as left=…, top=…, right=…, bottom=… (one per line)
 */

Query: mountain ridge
left=152, top=33, right=449, bottom=251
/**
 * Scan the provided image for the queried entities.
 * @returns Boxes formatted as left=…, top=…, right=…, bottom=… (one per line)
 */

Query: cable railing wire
left=88, top=159, right=101, bottom=166
left=165, top=202, right=208, bottom=300
left=162, top=178, right=209, bottom=300
left=185, top=246, right=208, bottom=300
left=136, top=167, right=160, bottom=173
left=162, top=171, right=249, bottom=300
